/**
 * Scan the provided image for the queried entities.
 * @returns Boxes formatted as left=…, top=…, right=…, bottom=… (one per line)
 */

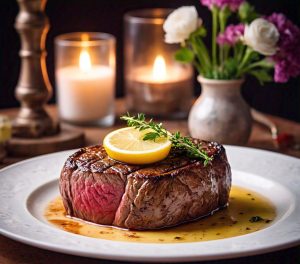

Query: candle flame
left=152, top=55, right=167, bottom=81
left=79, top=50, right=92, bottom=73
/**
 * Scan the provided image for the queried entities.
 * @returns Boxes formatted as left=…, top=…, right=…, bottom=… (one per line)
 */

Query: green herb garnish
left=120, top=113, right=213, bottom=166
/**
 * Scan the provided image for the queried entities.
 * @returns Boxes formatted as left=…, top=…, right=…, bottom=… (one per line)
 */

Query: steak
left=59, top=140, right=231, bottom=230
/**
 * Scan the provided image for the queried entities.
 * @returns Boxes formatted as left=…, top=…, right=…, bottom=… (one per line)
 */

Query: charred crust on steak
left=63, top=139, right=224, bottom=176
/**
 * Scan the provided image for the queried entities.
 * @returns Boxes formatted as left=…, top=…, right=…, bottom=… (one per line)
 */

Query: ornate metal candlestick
left=8, top=0, right=84, bottom=157
left=13, top=0, right=58, bottom=137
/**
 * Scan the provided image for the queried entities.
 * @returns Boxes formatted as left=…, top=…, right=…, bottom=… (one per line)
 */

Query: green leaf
left=249, top=69, right=273, bottom=85
left=143, top=132, right=160, bottom=141
left=248, top=51, right=260, bottom=63
left=257, top=59, right=274, bottom=69
left=238, top=2, right=259, bottom=23
left=174, top=47, right=194, bottom=63
left=191, top=26, right=207, bottom=38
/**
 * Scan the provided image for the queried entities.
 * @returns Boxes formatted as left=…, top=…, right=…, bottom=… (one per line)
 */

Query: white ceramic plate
left=0, top=146, right=300, bottom=262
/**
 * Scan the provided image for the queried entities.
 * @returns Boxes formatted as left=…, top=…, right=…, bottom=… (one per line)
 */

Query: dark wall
left=1, top=0, right=300, bottom=122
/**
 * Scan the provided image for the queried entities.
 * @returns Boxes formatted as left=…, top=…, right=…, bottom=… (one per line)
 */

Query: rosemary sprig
left=120, top=113, right=213, bottom=166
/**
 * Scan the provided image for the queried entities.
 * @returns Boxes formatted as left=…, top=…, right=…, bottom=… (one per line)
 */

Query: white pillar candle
left=57, top=65, right=114, bottom=122
left=56, top=48, right=115, bottom=124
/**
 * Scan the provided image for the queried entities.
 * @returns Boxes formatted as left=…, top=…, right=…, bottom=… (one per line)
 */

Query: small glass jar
left=55, top=32, right=116, bottom=126
left=124, top=9, right=194, bottom=118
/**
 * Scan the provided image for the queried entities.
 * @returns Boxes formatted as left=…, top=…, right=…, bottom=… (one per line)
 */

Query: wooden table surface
left=0, top=99, right=300, bottom=264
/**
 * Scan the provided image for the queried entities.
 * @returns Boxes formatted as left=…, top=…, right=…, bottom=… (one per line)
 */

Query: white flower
left=243, top=18, right=279, bottom=56
left=163, top=6, right=200, bottom=44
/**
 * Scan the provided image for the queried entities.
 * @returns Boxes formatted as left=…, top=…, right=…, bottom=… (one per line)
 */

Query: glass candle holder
left=55, top=32, right=115, bottom=126
left=124, top=9, right=194, bottom=118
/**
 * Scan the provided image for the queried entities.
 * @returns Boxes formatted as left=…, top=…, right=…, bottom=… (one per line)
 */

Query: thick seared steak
left=59, top=140, right=231, bottom=230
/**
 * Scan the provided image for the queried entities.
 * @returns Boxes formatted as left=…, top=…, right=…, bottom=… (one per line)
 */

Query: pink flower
left=267, top=13, right=300, bottom=83
left=274, top=61, right=290, bottom=83
left=201, top=0, right=244, bottom=11
left=217, top=24, right=245, bottom=46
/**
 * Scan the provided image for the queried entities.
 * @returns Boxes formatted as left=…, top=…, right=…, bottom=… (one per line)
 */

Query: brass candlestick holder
left=8, top=0, right=84, bottom=157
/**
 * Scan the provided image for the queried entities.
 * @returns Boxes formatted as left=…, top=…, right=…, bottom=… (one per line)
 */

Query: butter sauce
left=45, top=186, right=276, bottom=243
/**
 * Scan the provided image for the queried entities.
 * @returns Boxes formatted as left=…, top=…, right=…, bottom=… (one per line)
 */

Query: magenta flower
left=267, top=13, right=300, bottom=83
left=217, top=24, right=245, bottom=46
left=201, top=0, right=244, bottom=11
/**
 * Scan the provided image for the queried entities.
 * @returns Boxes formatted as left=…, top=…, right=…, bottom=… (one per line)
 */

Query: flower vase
left=188, top=76, right=252, bottom=145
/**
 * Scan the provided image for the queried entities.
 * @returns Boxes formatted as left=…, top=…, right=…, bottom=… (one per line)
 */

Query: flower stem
left=193, top=60, right=202, bottom=74
left=239, top=59, right=274, bottom=74
left=189, top=38, right=204, bottom=74
left=238, top=45, right=246, bottom=63
left=224, top=45, right=230, bottom=61
left=219, top=8, right=227, bottom=33
left=237, top=47, right=253, bottom=77
left=218, top=12, right=225, bottom=72
left=212, top=6, right=219, bottom=69
left=190, top=36, right=212, bottom=75
left=195, top=37, right=212, bottom=69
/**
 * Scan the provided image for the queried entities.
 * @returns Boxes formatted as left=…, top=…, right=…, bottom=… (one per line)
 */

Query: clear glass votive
left=124, top=9, right=194, bottom=118
left=55, top=32, right=115, bottom=126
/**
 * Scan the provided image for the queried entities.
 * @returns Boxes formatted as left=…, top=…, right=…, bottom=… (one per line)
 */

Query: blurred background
left=1, top=0, right=299, bottom=122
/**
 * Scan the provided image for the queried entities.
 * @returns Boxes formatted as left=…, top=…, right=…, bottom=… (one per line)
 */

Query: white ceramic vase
left=188, top=76, right=252, bottom=145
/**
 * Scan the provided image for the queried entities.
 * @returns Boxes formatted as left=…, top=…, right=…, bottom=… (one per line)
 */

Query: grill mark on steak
left=60, top=141, right=231, bottom=230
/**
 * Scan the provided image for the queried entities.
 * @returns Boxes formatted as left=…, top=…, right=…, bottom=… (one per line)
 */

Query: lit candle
left=127, top=55, right=193, bottom=116
left=152, top=55, right=167, bottom=82
left=124, top=9, right=193, bottom=118
left=135, top=55, right=189, bottom=83
left=55, top=33, right=115, bottom=125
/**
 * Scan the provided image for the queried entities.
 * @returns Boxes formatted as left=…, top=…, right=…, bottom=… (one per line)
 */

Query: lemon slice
left=103, top=127, right=171, bottom=164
